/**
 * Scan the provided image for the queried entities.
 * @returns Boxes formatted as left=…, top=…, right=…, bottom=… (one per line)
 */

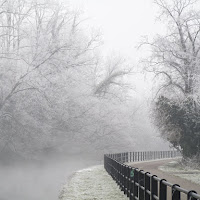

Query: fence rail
left=108, top=151, right=181, bottom=163
left=104, top=151, right=200, bottom=200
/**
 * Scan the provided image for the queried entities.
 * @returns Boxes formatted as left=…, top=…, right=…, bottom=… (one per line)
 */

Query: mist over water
left=0, top=156, right=100, bottom=200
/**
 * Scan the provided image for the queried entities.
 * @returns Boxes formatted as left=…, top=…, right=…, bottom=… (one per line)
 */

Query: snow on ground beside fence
left=159, top=160, right=200, bottom=185
left=59, top=165, right=128, bottom=200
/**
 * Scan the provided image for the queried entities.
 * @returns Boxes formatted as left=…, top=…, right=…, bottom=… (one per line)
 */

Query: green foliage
left=155, top=96, right=200, bottom=158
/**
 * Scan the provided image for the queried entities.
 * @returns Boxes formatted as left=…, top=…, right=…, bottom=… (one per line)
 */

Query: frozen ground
left=59, top=165, right=128, bottom=200
left=159, top=160, right=200, bottom=185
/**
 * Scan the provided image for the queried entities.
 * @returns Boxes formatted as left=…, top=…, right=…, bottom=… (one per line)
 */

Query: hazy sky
left=68, top=0, right=165, bottom=59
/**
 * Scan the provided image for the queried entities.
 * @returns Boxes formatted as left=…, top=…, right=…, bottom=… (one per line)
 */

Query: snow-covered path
left=59, top=165, right=128, bottom=200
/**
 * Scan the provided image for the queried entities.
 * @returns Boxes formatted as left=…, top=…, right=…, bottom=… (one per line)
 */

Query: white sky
left=68, top=0, right=164, bottom=59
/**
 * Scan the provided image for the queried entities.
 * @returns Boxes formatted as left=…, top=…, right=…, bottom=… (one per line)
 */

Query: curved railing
left=104, top=151, right=200, bottom=200
left=107, top=151, right=180, bottom=163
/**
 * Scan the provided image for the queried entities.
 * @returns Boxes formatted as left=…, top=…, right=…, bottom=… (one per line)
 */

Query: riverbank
left=59, top=165, right=128, bottom=200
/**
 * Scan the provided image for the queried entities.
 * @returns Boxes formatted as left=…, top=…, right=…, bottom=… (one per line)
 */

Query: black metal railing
left=104, top=151, right=200, bottom=200
left=108, top=151, right=181, bottom=163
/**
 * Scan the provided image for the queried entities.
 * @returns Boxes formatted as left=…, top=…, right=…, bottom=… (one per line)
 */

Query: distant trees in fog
left=0, top=0, right=137, bottom=158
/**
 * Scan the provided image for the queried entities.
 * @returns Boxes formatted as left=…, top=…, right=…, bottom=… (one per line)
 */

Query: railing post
left=119, top=163, right=122, bottom=190
left=124, top=165, right=128, bottom=195
left=139, top=170, right=144, bottom=200
left=134, top=169, right=139, bottom=199
left=172, top=184, right=181, bottom=200
left=144, top=172, right=150, bottom=200
left=122, top=164, right=125, bottom=193
left=141, top=152, right=143, bottom=161
left=130, top=167, right=134, bottom=200
left=126, top=165, right=129, bottom=196
left=159, top=179, right=167, bottom=200
left=151, top=175, right=158, bottom=200
left=127, top=166, right=132, bottom=198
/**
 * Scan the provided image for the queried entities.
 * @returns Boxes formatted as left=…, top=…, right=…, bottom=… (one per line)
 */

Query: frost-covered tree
left=94, top=56, right=132, bottom=97
left=144, top=0, right=200, bottom=160
left=0, top=0, right=100, bottom=157
left=144, top=0, right=200, bottom=97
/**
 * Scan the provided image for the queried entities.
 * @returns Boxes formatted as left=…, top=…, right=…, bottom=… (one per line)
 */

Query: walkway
left=129, top=159, right=200, bottom=199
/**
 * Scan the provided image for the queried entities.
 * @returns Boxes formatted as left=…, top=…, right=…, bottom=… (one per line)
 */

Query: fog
left=0, top=0, right=199, bottom=198
left=0, top=155, right=101, bottom=200
left=0, top=0, right=177, bottom=199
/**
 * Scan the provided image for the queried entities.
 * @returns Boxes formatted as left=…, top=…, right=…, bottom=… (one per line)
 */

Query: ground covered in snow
left=59, top=165, right=128, bottom=200
left=159, top=160, right=200, bottom=185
